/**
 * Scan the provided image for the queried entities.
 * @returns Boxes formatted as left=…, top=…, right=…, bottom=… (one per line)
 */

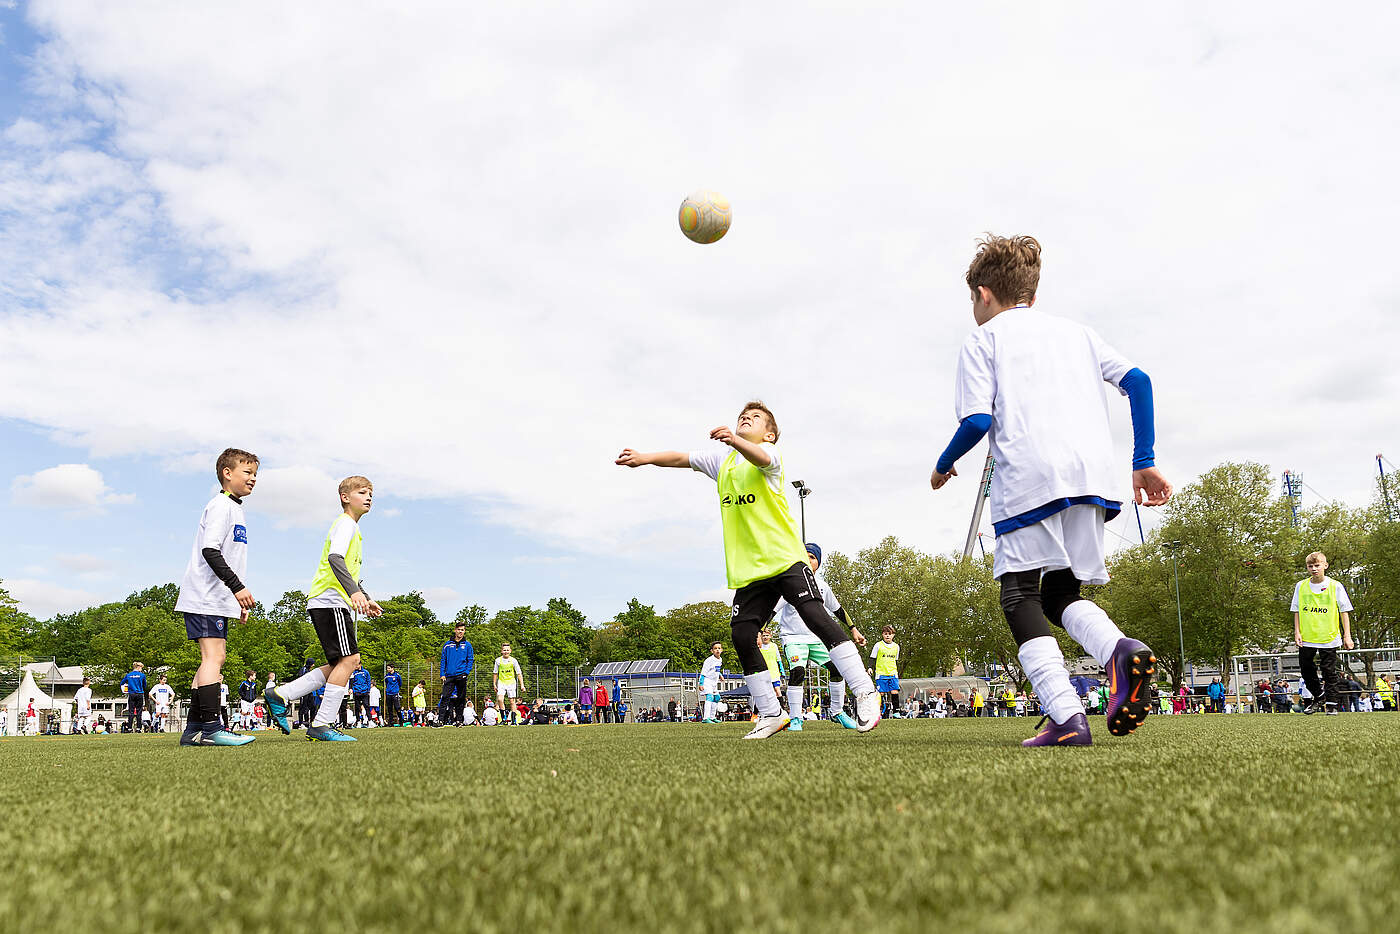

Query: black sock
left=185, top=687, right=204, bottom=729
left=197, top=684, right=221, bottom=730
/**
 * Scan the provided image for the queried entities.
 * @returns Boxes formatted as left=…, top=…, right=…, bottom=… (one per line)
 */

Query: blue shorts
left=876, top=675, right=900, bottom=692
left=184, top=613, right=228, bottom=640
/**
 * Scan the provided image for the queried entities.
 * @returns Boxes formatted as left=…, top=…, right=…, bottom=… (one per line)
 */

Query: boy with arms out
left=493, top=644, right=524, bottom=711
left=871, top=626, right=900, bottom=717
left=1292, top=551, right=1354, bottom=716
left=173, top=447, right=259, bottom=746
left=265, top=476, right=383, bottom=741
left=617, top=402, right=881, bottom=738
left=772, top=542, right=865, bottom=731
left=930, top=235, right=1171, bottom=746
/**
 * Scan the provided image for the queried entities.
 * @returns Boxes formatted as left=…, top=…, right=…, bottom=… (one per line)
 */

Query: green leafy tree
left=663, top=601, right=735, bottom=670
left=0, top=580, right=33, bottom=658
left=124, top=583, right=180, bottom=615
left=87, top=605, right=187, bottom=690
left=613, top=598, right=680, bottom=663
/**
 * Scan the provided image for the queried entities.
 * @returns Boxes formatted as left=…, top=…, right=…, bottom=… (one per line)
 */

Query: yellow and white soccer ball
left=678, top=190, right=731, bottom=244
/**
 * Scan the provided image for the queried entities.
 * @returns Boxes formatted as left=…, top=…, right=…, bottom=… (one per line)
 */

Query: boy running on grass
left=1292, top=551, right=1354, bottom=716
left=266, top=476, right=383, bottom=741
left=173, top=448, right=259, bottom=747
left=617, top=401, right=881, bottom=738
left=930, top=235, right=1171, bottom=747
left=772, top=542, right=865, bottom=731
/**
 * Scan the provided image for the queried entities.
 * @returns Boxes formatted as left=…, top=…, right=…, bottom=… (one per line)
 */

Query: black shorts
left=309, top=607, right=359, bottom=663
left=183, top=613, right=228, bottom=640
left=733, top=561, right=844, bottom=644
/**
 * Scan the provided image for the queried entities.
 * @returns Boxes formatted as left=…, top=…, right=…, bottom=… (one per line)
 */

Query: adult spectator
left=970, top=689, right=984, bottom=718
left=667, top=697, right=678, bottom=722
left=577, top=678, right=593, bottom=723
left=440, top=623, right=475, bottom=725
left=1207, top=678, right=1225, bottom=713
left=120, top=662, right=148, bottom=733
left=594, top=680, right=610, bottom=724
left=348, top=663, right=373, bottom=726
left=1376, top=675, right=1394, bottom=712
left=384, top=664, right=403, bottom=725
left=612, top=678, right=624, bottom=723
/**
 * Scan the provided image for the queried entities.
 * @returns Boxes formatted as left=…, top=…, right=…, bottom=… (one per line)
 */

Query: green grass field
left=2, top=715, right=1397, bottom=933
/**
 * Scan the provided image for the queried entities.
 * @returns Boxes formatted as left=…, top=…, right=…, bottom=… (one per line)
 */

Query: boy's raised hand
left=709, top=425, right=735, bottom=446
left=1132, top=467, right=1173, bottom=506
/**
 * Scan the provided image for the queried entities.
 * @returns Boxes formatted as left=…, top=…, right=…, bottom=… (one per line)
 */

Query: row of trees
left=3, top=461, right=1397, bottom=693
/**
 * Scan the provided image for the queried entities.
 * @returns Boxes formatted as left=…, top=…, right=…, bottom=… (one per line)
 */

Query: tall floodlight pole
left=962, top=455, right=996, bottom=559
left=1162, top=540, right=1189, bottom=687
left=791, top=480, right=811, bottom=541
left=1379, top=454, right=1396, bottom=521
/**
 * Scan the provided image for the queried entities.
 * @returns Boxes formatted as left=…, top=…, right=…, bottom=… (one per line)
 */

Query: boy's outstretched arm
left=1120, top=367, right=1173, bottom=506
left=616, top=449, right=690, bottom=468
left=709, top=426, right=773, bottom=467
left=930, top=414, right=991, bottom=491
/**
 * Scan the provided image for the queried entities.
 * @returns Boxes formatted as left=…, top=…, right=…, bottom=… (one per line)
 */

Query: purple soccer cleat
left=1022, top=712, right=1092, bottom=747
left=1106, top=638, right=1156, bottom=736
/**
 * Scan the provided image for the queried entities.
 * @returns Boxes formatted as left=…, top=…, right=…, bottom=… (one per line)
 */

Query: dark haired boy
left=173, top=447, right=259, bottom=746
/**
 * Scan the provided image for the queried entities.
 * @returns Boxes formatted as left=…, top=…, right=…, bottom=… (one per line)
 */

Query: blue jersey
left=441, top=639, right=474, bottom=678
left=350, top=668, right=372, bottom=694
left=121, top=670, right=147, bottom=696
left=384, top=671, right=402, bottom=696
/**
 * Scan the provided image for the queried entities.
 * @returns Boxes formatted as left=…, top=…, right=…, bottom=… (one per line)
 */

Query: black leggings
left=1298, top=646, right=1339, bottom=705
left=384, top=694, right=401, bottom=724
left=999, top=569, right=1085, bottom=646
left=732, top=563, right=847, bottom=674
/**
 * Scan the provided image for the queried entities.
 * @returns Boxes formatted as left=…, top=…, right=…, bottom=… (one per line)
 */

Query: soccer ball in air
left=678, top=190, right=731, bottom=244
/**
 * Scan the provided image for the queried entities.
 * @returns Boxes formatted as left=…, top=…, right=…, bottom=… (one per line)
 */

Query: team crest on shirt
left=233, top=525, right=248, bottom=543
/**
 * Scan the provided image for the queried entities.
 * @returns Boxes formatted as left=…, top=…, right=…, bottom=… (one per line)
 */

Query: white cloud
left=10, top=464, right=135, bottom=511
left=510, top=555, right=578, bottom=566
left=0, top=2, right=1397, bottom=579
left=420, top=586, right=460, bottom=604
left=53, top=552, right=115, bottom=574
left=241, top=464, right=341, bottom=530
left=5, top=577, right=105, bottom=619
left=380, top=508, right=402, bottom=518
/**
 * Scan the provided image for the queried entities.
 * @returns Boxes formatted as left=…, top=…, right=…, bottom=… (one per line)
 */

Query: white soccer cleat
left=855, top=692, right=882, bottom=733
left=742, top=714, right=791, bottom=740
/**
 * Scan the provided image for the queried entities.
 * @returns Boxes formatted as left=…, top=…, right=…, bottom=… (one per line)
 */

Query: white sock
left=828, top=642, right=875, bottom=696
left=313, top=684, right=347, bottom=727
left=786, top=684, right=805, bottom=719
left=745, top=674, right=781, bottom=716
left=1061, top=601, right=1127, bottom=667
left=703, top=700, right=716, bottom=720
left=1019, top=636, right=1081, bottom=725
left=279, top=667, right=327, bottom=702
left=828, top=680, right=846, bottom=716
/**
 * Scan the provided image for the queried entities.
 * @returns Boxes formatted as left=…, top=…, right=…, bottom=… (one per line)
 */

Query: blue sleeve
left=1118, top=367, right=1156, bottom=469
left=465, top=643, right=474, bottom=673
left=440, top=644, right=449, bottom=671
left=935, top=414, right=992, bottom=475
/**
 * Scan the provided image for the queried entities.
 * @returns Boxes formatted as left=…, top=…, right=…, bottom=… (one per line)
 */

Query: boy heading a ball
left=616, top=401, right=881, bottom=738
left=930, top=235, right=1171, bottom=746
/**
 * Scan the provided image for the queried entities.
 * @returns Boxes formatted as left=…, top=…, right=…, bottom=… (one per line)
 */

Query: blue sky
left=2, top=2, right=1397, bottom=622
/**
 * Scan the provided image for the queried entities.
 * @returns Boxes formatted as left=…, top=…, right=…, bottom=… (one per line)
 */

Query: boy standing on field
left=699, top=641, right=725, bottom=723
left=930, top=235, right=1172, bottom=747
left=173, top=447, right=259, bottom=747
left=1292, top=551, right=1354, bottom=716
left=617, top=402, right=881, bottom=738
left=871, top=626, right=901, bottom=717
left=266, top=476, right=383, bottom=741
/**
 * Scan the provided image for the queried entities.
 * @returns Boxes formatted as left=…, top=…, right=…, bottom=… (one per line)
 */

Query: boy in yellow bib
left=617, top=401, right=881, bottom=739
left=266, top=476, right=384, bottom=741
left=1292, top=551, right=1353, bottom=716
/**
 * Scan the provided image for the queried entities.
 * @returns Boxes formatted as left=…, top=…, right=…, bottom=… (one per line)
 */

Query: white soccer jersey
left=774, top=573, right=842, bottom=644
left=688, top=443, right=786, bottom=491
left=174, top=492, right=249, bottom=617
left=150, top=684, right=174, bottom=710
left=74, top=686, right=92, bottom=714
left=953, top=307, right=1134, bottom=526
left=700, top=655, right=723, bottom=693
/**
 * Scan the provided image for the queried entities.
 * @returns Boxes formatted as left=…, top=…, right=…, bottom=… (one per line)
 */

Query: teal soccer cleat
left=265, top=687, right=292, bottom=735
left=786, top=717, right=803, bottom=731
left=307, top=724, right=357, bottom=742
left=833, top=712, right=859, bottom=729
left=200, top=729, right=255, bottom=747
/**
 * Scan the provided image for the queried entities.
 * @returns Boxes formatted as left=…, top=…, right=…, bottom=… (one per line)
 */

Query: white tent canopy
left=1, top=669, right=73, bottom=734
